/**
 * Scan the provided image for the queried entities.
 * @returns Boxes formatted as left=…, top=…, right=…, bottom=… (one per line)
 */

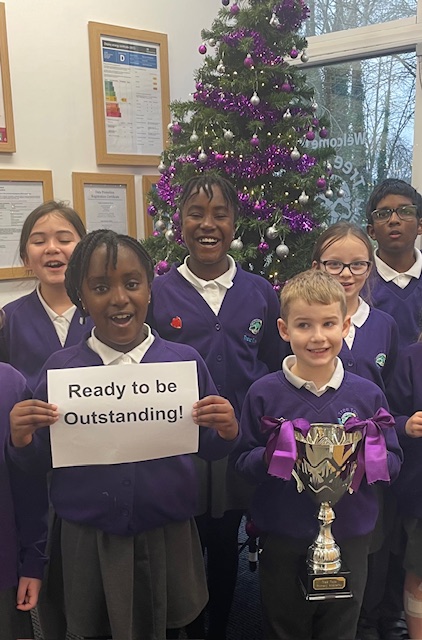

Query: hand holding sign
left=192, top=395, right=238, bottom=441
left=10, top=399, right=59, bottom=448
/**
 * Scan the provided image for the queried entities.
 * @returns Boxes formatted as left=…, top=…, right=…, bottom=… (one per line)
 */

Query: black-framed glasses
left=371, top=204, right=418, bottom=223
left=320, top=260, right=372, bottom=276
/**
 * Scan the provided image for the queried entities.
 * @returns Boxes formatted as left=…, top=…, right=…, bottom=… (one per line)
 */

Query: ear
left=342, top=315, right=351, bottom=338
left=417, top=217, right=422, bottom=237
left=367, top=223, right=376, bottom=241
left=277, top=317, right=290, bottom=342
left=311, top=260, right=319, bottom=269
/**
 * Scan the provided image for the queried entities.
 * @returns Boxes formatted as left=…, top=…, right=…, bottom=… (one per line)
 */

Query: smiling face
left=278, top=300, right=349, bottom=383
left=367, top=193, right=422, bottom=263
left=80, top=243, right=151, bottom=352
left=24, top=212, right=81, bottom=288
left=317, top=235, right=371, bottom=313
left=181, top=184, right=235, bottom=280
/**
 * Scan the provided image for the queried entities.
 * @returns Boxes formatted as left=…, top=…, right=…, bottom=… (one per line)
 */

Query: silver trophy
left=293, top=424, right=363, bottom=600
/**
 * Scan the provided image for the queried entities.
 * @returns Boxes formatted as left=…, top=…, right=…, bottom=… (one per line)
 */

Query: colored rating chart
left=105, top=80, right=122, bottom=118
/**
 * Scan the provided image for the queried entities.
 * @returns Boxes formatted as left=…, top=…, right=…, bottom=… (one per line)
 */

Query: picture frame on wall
left=141, top=174, right=160, bottom=238
left=0, top=3, right=15, bottom=153
left=72, top=172, right=137, bottom=237
left=0, top=169, right=53, bottom=280
left=88, top=21, right=170, bottom=166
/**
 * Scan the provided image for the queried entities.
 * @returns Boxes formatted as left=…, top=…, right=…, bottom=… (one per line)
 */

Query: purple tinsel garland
left=273, top=0, right=310, bottom=31
left=221, top=29, right=283, bottom=65
left=194, top=87, right=280, bottom=124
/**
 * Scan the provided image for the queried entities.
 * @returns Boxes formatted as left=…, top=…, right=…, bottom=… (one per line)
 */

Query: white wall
left=0, top=0, right=221, bottom=306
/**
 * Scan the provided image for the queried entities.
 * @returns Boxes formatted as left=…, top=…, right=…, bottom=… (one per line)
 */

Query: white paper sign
left=47, top=361, right=199, bottom=468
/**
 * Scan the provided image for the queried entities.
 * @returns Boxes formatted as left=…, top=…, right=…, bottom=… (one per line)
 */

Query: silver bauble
left=223, top=129, right=234, bottom=141
left=165, top=229, right=175, bottom=242
left=217, top=60, right=226, bottom=73
left=167, top=122, right=174, bottom=132
left=230, top=238, right=243, bottom=251
left=266, top=225, right=279, bottom=240
left=290, top=146, right=300, bottom=161
left=250, top=91, right=260, bottom=106
left=158, top=161, right=166, bottom=173
left=325, top=188, right=334, bottom=198
left=208, top=38, right=216, bottom=47
left=283, top=109, right=292, bottom=120
left=311, top=102, right=318, bottom=111
left=338, top=188, right=345, bottom=198
left=298, top=191, right=309, bottom=205
left=300, top=52, right=309, bottom=63
left=155, top=219, right=166, bottom=232
left=326, top=161, right=332, bottom=171
left=190, top=130, right=199, bottom=143
left=276, top=243, right=290, bottom=259
left=269, top=12, right=280, bottom=26
left=198, top=150, right=208, bottom=163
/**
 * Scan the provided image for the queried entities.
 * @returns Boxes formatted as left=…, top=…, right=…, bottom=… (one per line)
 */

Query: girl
left=0, top=200, right=92, bottom=391
left=312, top=221, right=398, bottom=391
left=0, top=356, right=47, bottom=640
left=386, top=339, right=422, bottom=639
left=9, top=229, right=239, bottom=640
left=148, top=173, right=284, bottom=639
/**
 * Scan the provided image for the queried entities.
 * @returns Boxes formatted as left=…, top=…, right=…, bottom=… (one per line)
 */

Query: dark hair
left=366, top=179, right=422, bottom=223
left=65, top=229, right=154, bottom=316
left=312, top=221, right=374, bottom=265
left=178, top=173, right=239, bottom=220
left=19, top=200, right=86, bottom=262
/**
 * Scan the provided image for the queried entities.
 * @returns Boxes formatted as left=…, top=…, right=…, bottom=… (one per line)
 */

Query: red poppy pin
left=170, top=316, right=182, bottom=329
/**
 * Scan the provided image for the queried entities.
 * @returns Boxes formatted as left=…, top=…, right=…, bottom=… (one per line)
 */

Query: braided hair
left=178, top=173, right=239, bottom=220
left=65, top=229, right=154, bottom=317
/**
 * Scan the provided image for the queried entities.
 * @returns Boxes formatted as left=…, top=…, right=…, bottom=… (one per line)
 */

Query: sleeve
left=0, top=308, right=10, bottom=364
left=386, top=346, right=418, bottom=441
left=234, top=384, right=270, bottom=484
left=380, top=317, right=399, bottom=390
left=256, top=283, right=285, bottom=373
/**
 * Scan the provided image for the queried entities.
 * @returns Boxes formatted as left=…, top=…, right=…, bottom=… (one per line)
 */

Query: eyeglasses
left=320, top=260, right=372, bottom=276
left=371, top=204, right=418, bottom=223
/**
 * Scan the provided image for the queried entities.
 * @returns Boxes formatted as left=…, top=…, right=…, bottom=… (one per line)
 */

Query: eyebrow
left=29, top=230, right=76, bottom=238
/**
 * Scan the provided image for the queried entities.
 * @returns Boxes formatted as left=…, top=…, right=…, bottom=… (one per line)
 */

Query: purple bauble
left=153, top=230, right=161, bottom=237
left=172, top=123, right=182, bottom=135
left=250, top=134, right=260, bottom=147
left=319, top=127, right=328, bottom=138
left=312, top=118, right=319, bottom=126
left=230, top=3, right=240, bottom=14
left=290, top=49, right=299, bottom=59
left=155, top=260, right=170, bottom=275
left=306, top=130, right=315, bottom=141
left=172, top=211, right=180, bottom=224
left=222, top=0, right=230, bottom=5
left=258, top=241, right=269, bottom=253
left=316, top=177, right=327, bottom=190
left=147, top=205, right=157, bottom=216
left=195, top=81, right=203, bottom=90
left=215, top=153, right=225, bottom=162
left=198, top=44, right=207, bottom=55
left=244, top=54, right=254, bottom=68
left=281, top=82, right=292, bottom=92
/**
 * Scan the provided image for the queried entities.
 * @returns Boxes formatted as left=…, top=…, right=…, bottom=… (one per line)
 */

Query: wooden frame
left=88, top=21, right=170, bottom=166
left=0, top=4, right=15, bottom=152
left=142, top=175, right=159, bottom=238
left=0, top=169, right=53, bottom=280
left=72, top=172, right=137, bottom=237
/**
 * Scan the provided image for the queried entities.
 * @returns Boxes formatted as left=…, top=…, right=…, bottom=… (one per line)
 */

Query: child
left=9, top=229, right=240, bottom=640
left=235, top=269, right=402, bottom=640
left=0, top=355, right=47, bottom=640
left=312, top=221, right=398, bottom=391
left=384, top=339, right=422, bottom=639
left=366, top=178, right=422, bottom=348
left=0, top=200, right=91, bottom=640
left=148, top=173, right=284, bottom=639
left=0, top=200, right=92, bottom=391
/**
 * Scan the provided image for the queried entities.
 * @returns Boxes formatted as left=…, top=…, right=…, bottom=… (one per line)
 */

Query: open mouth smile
left=110, top=313, right=134, bottom=326
left=197, top=237, right=219, bottom=246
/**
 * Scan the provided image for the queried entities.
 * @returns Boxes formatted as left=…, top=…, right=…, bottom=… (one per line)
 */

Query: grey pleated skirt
left=61, top=518, right=208, bottom=640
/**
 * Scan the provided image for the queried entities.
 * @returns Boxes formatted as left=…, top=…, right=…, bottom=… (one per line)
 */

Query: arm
left=257, top=283, right=285, bottom=373
left=380, top=317, right=399, bottom=390
left=235, top=386, right=270, bottom=484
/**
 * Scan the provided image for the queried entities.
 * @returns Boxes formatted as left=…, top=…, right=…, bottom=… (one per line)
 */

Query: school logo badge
left=375, top=353, right=386, bottom=368
left=338, top=408, right=358, bottom=425
left=249, top=318, right=263, bottom=335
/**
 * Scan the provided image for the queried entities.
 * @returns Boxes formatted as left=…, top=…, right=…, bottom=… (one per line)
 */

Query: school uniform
left=0, top=363, right=47, bottom=640
left=8, top=328, right=240, bottom=640
left=339, top=299, right=398, bottom=391
left=148, top=258, right=284, bottom=638
left=368, top=250, right=422, bottom=348
left=0, top=288, right=93, bottom=391
left=236, top=357, right=402, bottom=640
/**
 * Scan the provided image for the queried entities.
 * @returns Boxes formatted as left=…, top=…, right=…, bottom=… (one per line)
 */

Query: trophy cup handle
left=292, top=469, right=304, bottom=493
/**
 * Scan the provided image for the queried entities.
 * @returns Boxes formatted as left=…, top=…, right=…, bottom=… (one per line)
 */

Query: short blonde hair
left=280, top=269, right=347, bottom=321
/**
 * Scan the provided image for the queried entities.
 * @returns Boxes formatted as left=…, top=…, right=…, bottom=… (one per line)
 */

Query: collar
left=177, top=255, right=237, bottom=291
left=282, top=355, right=344, bottom=396
left=36, top=284, right=75, bottom=323
left=87, top=323, right=155, bottom=365
left=374, top=249, right=422, bottom=281
left=350, top=297, right=370, bottom=328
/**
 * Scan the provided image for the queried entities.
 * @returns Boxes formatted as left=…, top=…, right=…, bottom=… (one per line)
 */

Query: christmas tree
left=143, top=0, right=339, bottom=286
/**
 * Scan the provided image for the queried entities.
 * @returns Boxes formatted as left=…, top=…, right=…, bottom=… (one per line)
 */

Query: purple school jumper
left=0, top=363, right=47, bottom=592
left=148, top=264, right=284, bottom=420
left=368, top=270, right=422, bottom=347
left=236, top=370, right=402, bottom=542
left=8, top=332, right=239, bottom=536
left=0, top=290, right=93, bottom=391
left=386, top=342, right=422, bottom=519
left=339, top=307, right=399, bottom=391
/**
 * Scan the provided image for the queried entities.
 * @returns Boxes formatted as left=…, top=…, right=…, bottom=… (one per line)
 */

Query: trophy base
left=298, top=561, right=353, bottom=601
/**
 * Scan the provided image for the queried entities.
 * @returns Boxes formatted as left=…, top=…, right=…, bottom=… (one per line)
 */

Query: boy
left=366, top=178, right=422, bottom=348
left=235, top=269, right=402, bottom=640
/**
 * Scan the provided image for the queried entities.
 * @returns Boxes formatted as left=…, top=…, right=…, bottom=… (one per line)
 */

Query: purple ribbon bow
left=261, top=407, right=394, bottom=492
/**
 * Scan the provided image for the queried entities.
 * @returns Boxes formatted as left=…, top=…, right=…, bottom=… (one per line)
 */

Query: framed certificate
left=72, top=172, right=136, bottom=237
left=88, top=21, right=170, bottom=166
left=142, top=174, right=160, bottom=238
left=0, top=169, right=54, bottom=280
left=0, top=3, right=15, bottom=153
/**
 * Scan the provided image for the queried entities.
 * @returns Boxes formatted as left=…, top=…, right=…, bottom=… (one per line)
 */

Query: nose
left=388, top=210, right=401, bottom=224
left=340, top=265, right=352, bottom=277
left=200, top=213, right=216, bottom=229
left=45, top=238, right=60, bottom=253
left=310, top=325, right=324, bottom=341
left=111, top=284, right=129, bottom=307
